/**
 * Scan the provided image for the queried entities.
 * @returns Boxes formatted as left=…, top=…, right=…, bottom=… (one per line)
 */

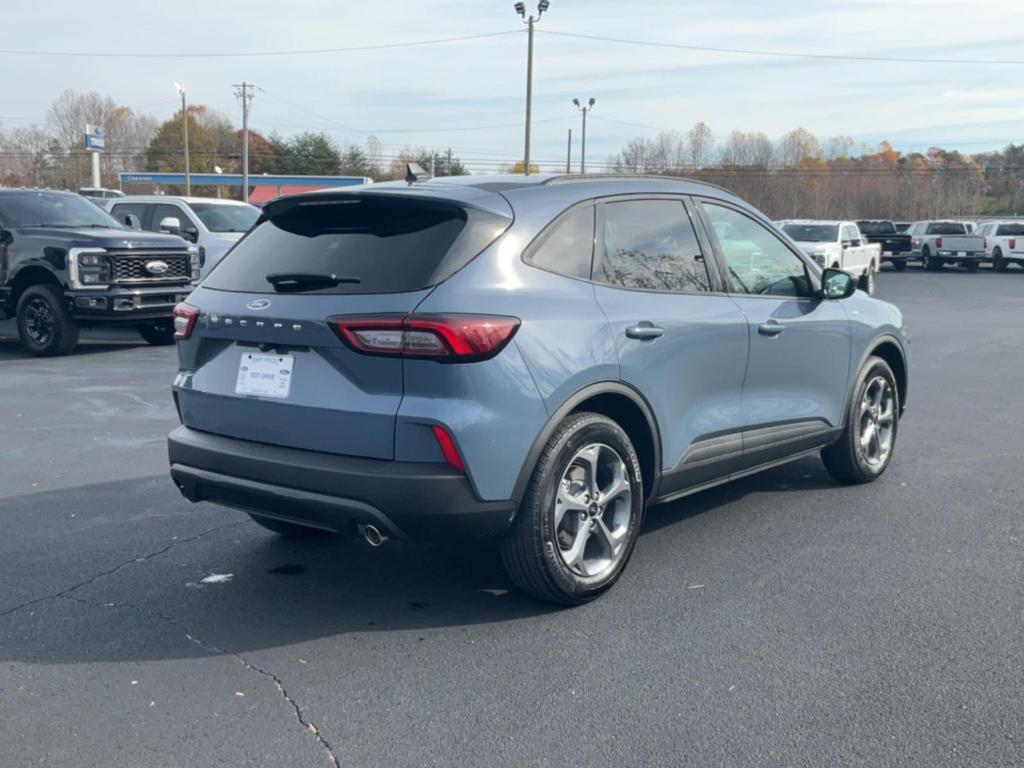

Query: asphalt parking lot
left=1, top=270, right=1022, bottom=768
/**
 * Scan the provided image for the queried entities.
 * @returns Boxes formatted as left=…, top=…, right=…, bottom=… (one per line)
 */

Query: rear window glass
left=782, top=224, right=838, bottom=242
left=926, top=222, right=967, bottom=235
left=856, top=221, right=896, bottom=235
left=996, top=224, right=1024, bottom=236
left=203, top=195, right=510, bottom=294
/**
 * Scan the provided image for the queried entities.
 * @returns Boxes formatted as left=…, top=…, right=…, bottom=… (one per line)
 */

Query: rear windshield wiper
left=265, top=272, right=361, bottom=292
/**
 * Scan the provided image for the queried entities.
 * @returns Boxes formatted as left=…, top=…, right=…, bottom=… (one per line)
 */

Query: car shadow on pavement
left=1, top=455, right=841, bottom=666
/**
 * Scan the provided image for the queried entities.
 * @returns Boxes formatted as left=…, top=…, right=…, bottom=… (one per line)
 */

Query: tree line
left=0, top=90, right=467, bottom=194
left=2, top=89, right=1022, bottom=218
left=606, top=123, right=1024, bottom=219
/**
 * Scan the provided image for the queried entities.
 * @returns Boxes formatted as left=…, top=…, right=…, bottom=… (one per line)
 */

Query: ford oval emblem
left=246, top=298, right=272, bottom=311
left=145, top=259, right=169, bottom=275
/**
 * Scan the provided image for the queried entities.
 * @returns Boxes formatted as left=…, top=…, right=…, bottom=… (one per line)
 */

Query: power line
left=539, top=29, right=1024, bottom=66
left=0, top=30, right=520, bottom=59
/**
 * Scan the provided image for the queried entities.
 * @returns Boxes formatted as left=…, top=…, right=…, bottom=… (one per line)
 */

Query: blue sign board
left=84, top=126, right=105, bottom=152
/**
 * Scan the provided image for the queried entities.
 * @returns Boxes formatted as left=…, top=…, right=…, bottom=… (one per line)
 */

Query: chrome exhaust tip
left=358, top=523, right=387, bottom=548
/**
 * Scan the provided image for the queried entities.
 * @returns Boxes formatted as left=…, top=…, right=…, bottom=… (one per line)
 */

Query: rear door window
left=595, top=199, right=710, bottom=293
left=203, top=194, right=511, bottom=295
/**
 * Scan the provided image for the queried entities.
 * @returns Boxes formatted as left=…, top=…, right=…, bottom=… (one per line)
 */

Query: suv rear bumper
left=167, top=426, right=516, bottom=540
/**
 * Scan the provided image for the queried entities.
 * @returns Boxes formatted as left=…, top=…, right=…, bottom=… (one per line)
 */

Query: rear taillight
left=1011, top=239, right=1017, bottom=249
left=431, top=425, right=465, bottom=472
left=329, top=314, right=520, bottom=362
left=173, top=303, right=199, bottom=340
left=936, top=237, right=943, bottom=248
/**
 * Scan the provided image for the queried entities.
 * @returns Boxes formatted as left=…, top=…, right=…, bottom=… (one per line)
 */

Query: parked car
left=167, top=174, right=910, bottom=605
left=79, top=187, right=125, bottom=201
left=856, top=220, right=912, bottom=271
left=0, top=189, right=197, bottom=355
left=905, top=220, right=986, bottom=271
left=777, top=219, right=880, bottom=293
left=974, top=220, right=1024, bottom=271
left=106, top=196, right=260, bottom=278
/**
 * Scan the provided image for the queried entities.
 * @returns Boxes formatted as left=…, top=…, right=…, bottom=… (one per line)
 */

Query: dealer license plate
left=235, top=353, right=294, bottom=399
left=957, top=251, right=966, bottom=257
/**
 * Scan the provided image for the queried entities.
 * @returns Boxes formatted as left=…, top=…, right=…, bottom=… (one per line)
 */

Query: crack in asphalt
left=0, top=520, right=244, bottom=618
left=59, top=593, right=340, bottom=767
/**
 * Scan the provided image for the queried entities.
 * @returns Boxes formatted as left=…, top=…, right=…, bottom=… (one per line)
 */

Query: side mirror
left=841, top=240, right=853, bottom=249
left=159, top=216, right=181, bottom=236
left=182, top=226, right=199, bottom=243
left=124, top=214, right=141, bottom=229
left=821, top=268, right=856, bottom=300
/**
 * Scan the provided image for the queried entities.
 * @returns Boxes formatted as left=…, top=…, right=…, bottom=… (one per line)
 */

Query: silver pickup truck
left=906, top=220, right=986, bottom=272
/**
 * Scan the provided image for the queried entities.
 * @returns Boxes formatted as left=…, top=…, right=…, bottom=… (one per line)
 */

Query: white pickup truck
left=974, top=220, right=1024, bottom=272
left=778, top=220, right=880, bottom=294
left=905, top=220, right=986, bottom=272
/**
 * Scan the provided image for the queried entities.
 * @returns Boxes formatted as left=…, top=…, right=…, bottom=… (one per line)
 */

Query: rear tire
left=821, top=356, right=899, bottom=485
left=247, top=513, right=333, bottom=538
left=892, top=260, right=907, bottom=272
left=15, top=284, right=79, bottom=356
left=500, top=412, right=645, bottom=606
left=137, top=320, right=176, bottom=346
left=993, top=249, right=1008, bottom=272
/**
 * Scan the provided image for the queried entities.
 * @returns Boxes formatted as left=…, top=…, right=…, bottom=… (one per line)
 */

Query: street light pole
left=573, top=97, right=595, bottom=174
left=515, top=1, right=550, bottom=176
left=175, top=82, right=191, bottom=195
left=232, top=82, right=256, bottom=203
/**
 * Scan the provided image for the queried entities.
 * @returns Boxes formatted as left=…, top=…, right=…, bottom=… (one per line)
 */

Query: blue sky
left=2, top=0, right=1022, bottom=171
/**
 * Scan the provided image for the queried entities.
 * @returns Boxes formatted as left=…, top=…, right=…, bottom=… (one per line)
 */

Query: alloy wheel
left=553, top=443, right=634, bottom=578
left=24, top=296, right=55, bottom=346
left=858, top=375, right=896, bottom=467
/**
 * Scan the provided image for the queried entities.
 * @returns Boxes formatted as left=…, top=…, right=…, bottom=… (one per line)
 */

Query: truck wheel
left=964, top=260, right=979, bottom=273
left=137, top=320, right=176, bottom=346
left=993, top=249, right=1008, bottom=272
left=821, top=355, right=899, bottom=484
left=16, top=284, right=79, bottom=356
left=858, top=268, right=875, bottom=295
left=500, top=412, right=645, bottom=606
left=893, top=260, right=907, bottom=272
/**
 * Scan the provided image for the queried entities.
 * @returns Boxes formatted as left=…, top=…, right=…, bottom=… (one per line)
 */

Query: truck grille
left=109, top=252, right=191, bottom=284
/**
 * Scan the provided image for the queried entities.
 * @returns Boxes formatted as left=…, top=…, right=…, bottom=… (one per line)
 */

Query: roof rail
left=542, top=173, right=735, bottom=196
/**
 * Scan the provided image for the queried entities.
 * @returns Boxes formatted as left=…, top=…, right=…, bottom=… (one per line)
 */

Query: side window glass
left=597, top=199, right=710, bottom=293
left=529, top=205, right=594, bottom=279
left=153, top=204, right=185, bottom=232
left=700, top=202, right=812, bottom=298
left=110, top=203, right=146, bottom=228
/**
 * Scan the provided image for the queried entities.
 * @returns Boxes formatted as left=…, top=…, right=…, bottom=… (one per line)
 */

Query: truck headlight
left=70, top=248, right=111, bottom=289
left=188, top=246, right=202, bottom=281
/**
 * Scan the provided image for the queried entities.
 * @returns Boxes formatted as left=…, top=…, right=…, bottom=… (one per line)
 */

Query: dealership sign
left=84, top=125, right=105, bottom=152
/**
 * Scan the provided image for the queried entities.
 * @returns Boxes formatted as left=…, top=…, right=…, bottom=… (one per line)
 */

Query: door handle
left=625, top=322, right=664, bottom=341
left=758, top=321, right=786, bottom=337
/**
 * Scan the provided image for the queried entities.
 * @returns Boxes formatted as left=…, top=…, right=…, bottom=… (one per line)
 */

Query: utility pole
left=446, top=147, right=453, bottom=176
left=573, top=98, right=595, bottom=174
left=566, top=128, right=572, bottom=173
left=174, top=82, right=190, bottom=195
left=515, top=1, right=550, bottom=176
left=232, top=82, right=256, bottom=203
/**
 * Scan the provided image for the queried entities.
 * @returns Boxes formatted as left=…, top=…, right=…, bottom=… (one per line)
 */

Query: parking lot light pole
left=573, top=97, right=595, bottom=174
left=515, top=0, right=550, bottom=176
left=174, top=82, right=191, bottom=195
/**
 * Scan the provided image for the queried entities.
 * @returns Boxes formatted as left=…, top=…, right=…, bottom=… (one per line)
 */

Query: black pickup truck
left=856, top=220, right=913, bottom=271
left=0, top=189, right=197, bottom=355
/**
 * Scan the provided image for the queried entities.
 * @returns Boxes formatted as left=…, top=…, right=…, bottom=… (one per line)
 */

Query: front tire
left=923, top=248, right=942, bottom=271
left=137, top=320, right=176, bottom=346
left=821, top=356, right=899, bottom=484
left=858, top=266, right=876, bottom=295
left=16, top=284, right=79, bottom=356
left=501, top=412, right=645, bottom=605
left=964, top=260, right=979, bottom=273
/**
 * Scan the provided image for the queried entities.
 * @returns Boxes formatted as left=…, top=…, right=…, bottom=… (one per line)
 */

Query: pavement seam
left=0, top=520, right=245, bottom=619
left=60, top=593, right=341, bottom=767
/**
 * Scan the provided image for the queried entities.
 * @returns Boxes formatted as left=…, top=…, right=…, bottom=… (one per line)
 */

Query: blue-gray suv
left=168, top=174, right=910, bottom=605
